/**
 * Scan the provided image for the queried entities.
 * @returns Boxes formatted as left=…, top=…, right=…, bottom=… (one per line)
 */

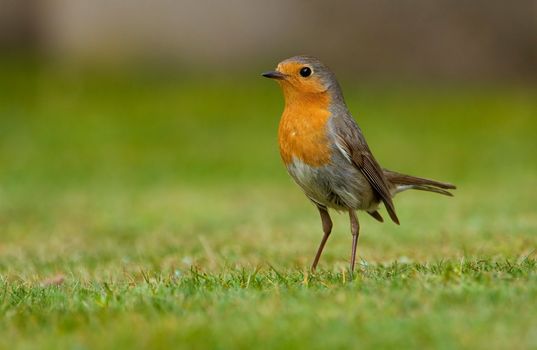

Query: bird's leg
left=311, top=206, right=333, bottom=271
left=349, top=210, right=360, bottom=276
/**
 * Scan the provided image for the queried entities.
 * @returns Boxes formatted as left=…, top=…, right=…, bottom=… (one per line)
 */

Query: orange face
left=274, top=61, right=328, bottom=97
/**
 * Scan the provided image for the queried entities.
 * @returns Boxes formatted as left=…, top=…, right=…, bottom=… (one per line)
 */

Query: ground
left=0, top=62, right=536, bottom=349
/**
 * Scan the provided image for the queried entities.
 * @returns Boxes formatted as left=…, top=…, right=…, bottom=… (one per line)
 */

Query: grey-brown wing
left=333, top=115, right=400, bottom=224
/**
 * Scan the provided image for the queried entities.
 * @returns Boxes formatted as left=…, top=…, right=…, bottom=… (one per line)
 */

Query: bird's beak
left=262, top=71, right=286, bottom=80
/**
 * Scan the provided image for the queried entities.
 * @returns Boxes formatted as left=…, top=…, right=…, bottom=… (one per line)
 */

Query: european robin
left=262, top=56, right=456, bottom=274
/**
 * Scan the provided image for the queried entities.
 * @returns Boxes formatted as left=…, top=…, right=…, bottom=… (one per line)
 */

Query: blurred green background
left=0, top=1, right=536, bottom=349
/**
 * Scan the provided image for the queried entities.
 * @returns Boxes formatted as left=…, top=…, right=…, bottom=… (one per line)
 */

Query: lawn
left=0, top=62, right=536, bottom=349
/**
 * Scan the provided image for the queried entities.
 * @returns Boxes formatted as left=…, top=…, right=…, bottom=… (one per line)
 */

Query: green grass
left=0, top=62, right=536, bottom=349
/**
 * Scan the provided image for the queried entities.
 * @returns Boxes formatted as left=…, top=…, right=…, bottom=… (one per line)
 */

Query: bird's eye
left=299, top=67, right=312, bottom=77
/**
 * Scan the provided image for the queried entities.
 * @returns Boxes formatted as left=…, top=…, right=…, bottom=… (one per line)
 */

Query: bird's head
left=262, top=56, right=343, bottom=103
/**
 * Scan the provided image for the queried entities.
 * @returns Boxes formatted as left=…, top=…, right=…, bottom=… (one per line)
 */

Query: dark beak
left=262, top=71, right=286, bottom=80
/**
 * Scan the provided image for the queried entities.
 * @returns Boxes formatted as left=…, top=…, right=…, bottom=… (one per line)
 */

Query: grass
left=2, top=260, right=536, bottom=349
left=0, top=61, right=536, bottom=349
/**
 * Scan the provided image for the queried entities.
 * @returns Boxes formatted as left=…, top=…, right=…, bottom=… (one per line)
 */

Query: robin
left=262, top=55, right=456, bottom=274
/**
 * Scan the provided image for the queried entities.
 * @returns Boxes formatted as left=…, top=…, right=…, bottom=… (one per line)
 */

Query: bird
left=262, top=55, right=456, bottom=274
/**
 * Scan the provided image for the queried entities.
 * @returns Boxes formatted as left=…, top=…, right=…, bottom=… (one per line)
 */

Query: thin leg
left=349, top=210, right=360, bottom=275
left=311, top=206, right=333, bottom=271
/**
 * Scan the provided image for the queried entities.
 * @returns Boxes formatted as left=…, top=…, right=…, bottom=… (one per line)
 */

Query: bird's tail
left=383, top=169, right=456, bottom=197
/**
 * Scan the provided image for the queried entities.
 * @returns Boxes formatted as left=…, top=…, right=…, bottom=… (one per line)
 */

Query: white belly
left=286, top=157, right=379, bottom=211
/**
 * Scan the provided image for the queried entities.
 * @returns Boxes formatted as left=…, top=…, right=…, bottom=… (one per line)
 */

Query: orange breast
left=278, top=92, right=331, bottom=167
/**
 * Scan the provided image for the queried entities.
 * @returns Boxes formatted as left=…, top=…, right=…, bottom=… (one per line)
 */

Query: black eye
left=299, top=67, right=312, bottom=77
